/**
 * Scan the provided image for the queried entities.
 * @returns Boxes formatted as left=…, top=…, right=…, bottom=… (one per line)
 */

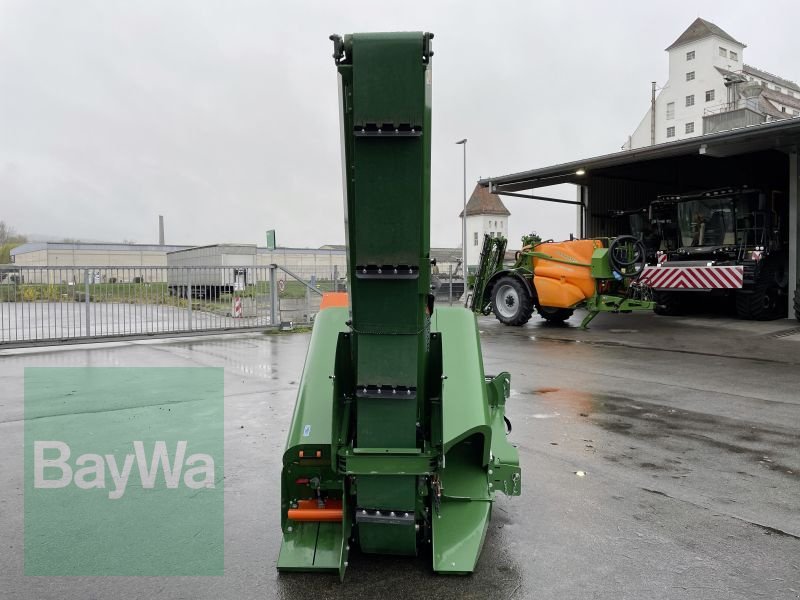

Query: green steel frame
left=277, top=32, right=521, bottom=579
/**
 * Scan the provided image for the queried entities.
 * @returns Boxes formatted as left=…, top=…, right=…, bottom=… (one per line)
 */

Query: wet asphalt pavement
left=1, top=310, right=799, bottom=599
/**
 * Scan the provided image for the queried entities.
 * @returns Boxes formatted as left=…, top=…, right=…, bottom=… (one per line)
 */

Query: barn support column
left=576, top=185, right=587, bottom=238
left=789, top=151, right=799, bottom=318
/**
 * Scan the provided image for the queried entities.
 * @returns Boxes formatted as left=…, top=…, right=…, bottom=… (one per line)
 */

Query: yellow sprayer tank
left=532, top=239, right=603, bottom=308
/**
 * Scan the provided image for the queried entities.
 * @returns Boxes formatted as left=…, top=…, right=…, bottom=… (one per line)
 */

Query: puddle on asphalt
left=520, top=386, right=596, bottom=416
left=587, top=393, right=799, bottom=479
left=530, top=335, right=581, bottom=344
left=517, top=384, right=798, bottom=482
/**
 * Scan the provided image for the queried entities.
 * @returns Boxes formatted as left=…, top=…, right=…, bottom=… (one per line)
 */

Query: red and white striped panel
left=640, top=265, right=743, bottom=290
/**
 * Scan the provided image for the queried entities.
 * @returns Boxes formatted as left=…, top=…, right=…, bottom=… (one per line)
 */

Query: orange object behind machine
left=320, top=292, right=349, bottom=310
left=532, top=240, right=602, bottom=309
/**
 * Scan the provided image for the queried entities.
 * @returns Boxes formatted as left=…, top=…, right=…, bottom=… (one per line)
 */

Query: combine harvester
left=277, top=32, right=521, bottom=579
left=469, top=233, right=656, bottom=328
left=640, top=187, right=789, bottom=320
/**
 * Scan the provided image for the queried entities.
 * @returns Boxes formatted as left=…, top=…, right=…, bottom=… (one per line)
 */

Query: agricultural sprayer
left=469, top=232, right=655, bottom=328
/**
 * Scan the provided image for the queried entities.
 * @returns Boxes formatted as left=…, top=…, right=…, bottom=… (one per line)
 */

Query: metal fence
left=0, top=264, right=465, bottom=348
left=0, top=265, right=329, bottom=347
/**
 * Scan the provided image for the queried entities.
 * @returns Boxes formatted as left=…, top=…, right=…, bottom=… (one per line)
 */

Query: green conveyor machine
left=277, top=32, right=521, bottom=579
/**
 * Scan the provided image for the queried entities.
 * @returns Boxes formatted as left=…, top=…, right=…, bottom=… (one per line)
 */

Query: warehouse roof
left=480, top=116, right=800, bottom=193
left=744, top=64, right=799, bottom=93
left=10, top=241, right=356, bottom=256
left=11, top=242, right=192, bottom=255
left=458, top=184, right=510, bottom=217
left=259, top=246, right=346, bottom=255
left=167, top=243, right=257, bottom=255
left=665, top=17, right=745, bottom=51
left=431, top=247, right=462, bottom=263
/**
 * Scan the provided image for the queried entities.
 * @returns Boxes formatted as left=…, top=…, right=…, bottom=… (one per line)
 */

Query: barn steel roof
left=479, top=117, right=800, bottom=193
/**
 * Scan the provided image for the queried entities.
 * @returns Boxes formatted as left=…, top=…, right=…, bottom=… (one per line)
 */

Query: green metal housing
left=277, top=32, right=521, bottom=579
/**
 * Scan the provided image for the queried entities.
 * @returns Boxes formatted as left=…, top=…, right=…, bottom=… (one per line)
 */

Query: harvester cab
left=277, top=32, right=521, bottom=580
left=647, top=200, right=681, bottom=255
left=607, top=204, right=679, bottom=263
left=468, top=232, right=655, bottom=328
left=640, top=187, right=788, bottom=320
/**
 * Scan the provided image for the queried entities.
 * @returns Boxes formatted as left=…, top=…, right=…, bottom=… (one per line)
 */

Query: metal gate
left=0, top=264, right=325, bottom=348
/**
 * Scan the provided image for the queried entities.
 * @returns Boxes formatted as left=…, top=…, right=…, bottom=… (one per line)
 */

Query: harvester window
left=677, top=198, right=735, bottom=247
left=735, top=195, right=768, bottom=248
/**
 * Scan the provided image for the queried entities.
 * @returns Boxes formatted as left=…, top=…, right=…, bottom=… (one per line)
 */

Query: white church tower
left=459, top=184, right=510, bottom=273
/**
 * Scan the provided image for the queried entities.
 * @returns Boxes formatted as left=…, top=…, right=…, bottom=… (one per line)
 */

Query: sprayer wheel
left=491, top=276, right=534, bottom=326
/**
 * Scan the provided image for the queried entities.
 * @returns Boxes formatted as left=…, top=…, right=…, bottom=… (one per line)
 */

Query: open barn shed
left=480, top=118, right=800, bottom=314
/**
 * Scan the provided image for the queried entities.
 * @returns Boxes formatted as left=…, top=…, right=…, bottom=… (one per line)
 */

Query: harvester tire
left=537, top=306, right=573, bottom=323
left=491, top=276, right=534, bottom=326
left=653, top=291, right=685, bottom=316
left=795, top=289, right=800, bottom=322
left=736, top=261, right=784, bottom=321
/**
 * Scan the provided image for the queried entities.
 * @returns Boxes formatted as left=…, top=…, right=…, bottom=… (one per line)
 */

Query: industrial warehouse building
left=8, top=242, right=349, bottom=283
left=9, top=241, right=463, bottom=284
left=8, top=242, right=192, bottom=283
left=10, top=242, right=191, bottom=268
left=624, top=18, right=800, bottom=149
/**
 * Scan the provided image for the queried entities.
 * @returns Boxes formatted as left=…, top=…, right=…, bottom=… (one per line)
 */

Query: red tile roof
left=459, top=185, right=510, bottom=218
left=666, top=18, right=745, bottom=51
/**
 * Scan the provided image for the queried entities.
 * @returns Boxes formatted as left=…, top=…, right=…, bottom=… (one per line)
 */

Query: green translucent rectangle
left=352, top=33, right=425, bottom=128
left=24, top=367, right=224, bottom=576
left=352, top=139, right=424, bottom=266
left=356, top=475, right=416, bottom=511
left=358, top=521, right=417, bottom=556
left=356, top=396, right=417, bottom=448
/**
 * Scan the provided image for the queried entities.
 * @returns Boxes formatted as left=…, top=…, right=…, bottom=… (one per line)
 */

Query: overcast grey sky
left=1, top=1, right=799, bottom=249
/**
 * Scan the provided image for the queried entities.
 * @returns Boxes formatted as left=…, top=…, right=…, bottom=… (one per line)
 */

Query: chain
left=346, top=320, right=429, bottom=336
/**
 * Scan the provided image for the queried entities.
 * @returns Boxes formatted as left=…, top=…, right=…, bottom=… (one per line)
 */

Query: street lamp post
left=456, top=139, right=467, bottom=294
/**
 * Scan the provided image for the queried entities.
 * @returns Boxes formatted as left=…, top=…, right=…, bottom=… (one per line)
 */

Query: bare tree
left=0, top=221, right=28, bottom=264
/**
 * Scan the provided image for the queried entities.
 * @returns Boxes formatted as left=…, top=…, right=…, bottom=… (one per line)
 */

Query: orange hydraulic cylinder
left=287, top=499, right=343, bottom=522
